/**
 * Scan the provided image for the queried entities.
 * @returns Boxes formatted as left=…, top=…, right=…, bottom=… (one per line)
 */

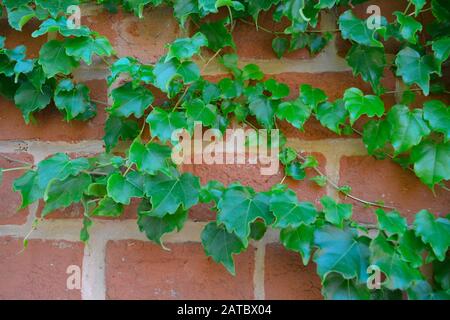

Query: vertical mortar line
left=253, top=238, right=266, bottom=300
left=81, top=229, right=108, bottom=300
left=323, top=149, right=342, bottom=201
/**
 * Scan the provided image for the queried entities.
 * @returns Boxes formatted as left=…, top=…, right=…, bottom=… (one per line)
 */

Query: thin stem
left=0, top=154, right=33, bottom=166
left=172, top=48, right=223, bottom=111
left=1, top=166, right=32, bottom=172
left=297, top=153, right=395, bottom=209
left=91, top=99, right=110, bottom=106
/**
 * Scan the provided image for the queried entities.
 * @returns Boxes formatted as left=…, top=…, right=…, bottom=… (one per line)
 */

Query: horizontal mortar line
left=0, top=219, right=280, bottom=244
left=286, top=138, right=367, bottom=157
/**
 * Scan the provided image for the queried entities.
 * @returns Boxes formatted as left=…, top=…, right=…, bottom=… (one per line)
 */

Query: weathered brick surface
left=233, top=11, right=312, bottom=60
left=0, top=153, right=34, bottom=225
left=84, top=7, right=180, bottom=64
left=265, top=244, right=322, bottom=300
left=0, top=237, right=83, bottom=299
left=0, top=80, right=108, bottom=141
left=106, top=241, right=255, bottom=299
left=339, top=156, right=450, bottom=223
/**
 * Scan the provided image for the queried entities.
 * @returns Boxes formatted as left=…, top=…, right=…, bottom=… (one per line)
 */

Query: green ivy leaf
left=276, top=98, right=311, bottom=129
left=370, top=234, right=423, bottom=290
left=38, top=40, right=79, bottom=78
left=299, top=84, right=327, bottom=110
left=410, top=141, right=450, bottom=188
left=321, top=196, right=352, bottom=227
left=315, top=100, right=348, bottom=134
left=32, top=17, right=92, bottom=38
left=285, top=161, right=306, bottom=180
left=394, top=12, right=422, bottom=44
left=35, top=0, right=79, bottom=18
left=264, top=79, right=290, bottom=100
left=413, top=210, right=450, bottom=261
left=166, top=32, right=207, bottom=61
left=398, top=230, right=425, bottom=268
left=375, top=209, right=407, bottom=235
left=338, top=10, right=383, bottom=47
left=410, top=0, right=426, bottom=16
left=343, top=88, right=384, bottom=125
left=248, top=95, right=276, bottom=128
left=107, top=172, right=144, bottom=205
left=14, top=81, right=52, bottom=123
left=146, top=107, right=187, bottom=142
left=54, top=79, right=95, bottom=121
left=314, top=225, right=370, bottom=282
left=64, top=36, right=114, bottom=65
left=201, top=222, right=245, bottom=275
left=387, top=104, right=430, bottom=155
left=395, top=47, right=438, bottom=96
left=6, top=5, right=35, bottom=31
left=433, top=256, right=450, bottom=291
left=272, top=37, right=289, bottom=58
left=137, top=199, right=187, bottom=245
left=346, top=44, right=385, bottom=93
left=270, top=189, right=317, bottom=229
left=42, top=173, right=92, bottom=216
left=153, top=57, right=200, bottom=91
left=109, top=82, right=154, bottom=118
left=423, top=100, right=450, bottom=142
left=185, top=98, right=217, bottom=127
left=280, top=224, right=315, bottom=265
left=144, top=171, right=200, bottom=217
left=407, top=280, right=450, bottom=300
left=199, top=20, right=235, bottom=52
left=13, top=171, right=45, bottom=209
left=322, top=273, right=370, bottom=300
left=103, top=116, right=140, bottom=152
left=217, top=186, right=273, bottom=246
left=129, top=140, right=172, bottom=175
left=362, top=119, right=391, bottom=155
left=432, top=36, right=450, bottom=69
left=91, top=197, right=124, bottom=217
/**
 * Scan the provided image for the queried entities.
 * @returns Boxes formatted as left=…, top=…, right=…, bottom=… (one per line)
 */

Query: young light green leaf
left=375, top=209, right=407, bottom=235
left=129, top=140, right=172, bottom=174
left=107, top=172, right=144, bottom=205
left=343, top=88, right=384, bottom=125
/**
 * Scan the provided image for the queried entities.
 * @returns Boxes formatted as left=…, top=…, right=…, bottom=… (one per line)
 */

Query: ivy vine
left=0, top=0, right=449, bottom=300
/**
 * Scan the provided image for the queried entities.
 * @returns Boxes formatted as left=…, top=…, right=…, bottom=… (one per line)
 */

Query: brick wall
left=0, top=2, right=448, bottom=300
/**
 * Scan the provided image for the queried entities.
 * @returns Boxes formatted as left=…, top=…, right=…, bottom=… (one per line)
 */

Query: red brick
left=0, top=237, right=83, bottom=299
left=265, top=243, right=322, bottom=300
left=0, top=153, right=33, bottom=225
left=233, top=11, right=312, bottom=60
left=106, top=241, right=255, bottom=299
left=0, top=79, right=108, bottom=141
left=339, top=156, right=450, bottom=223
left=84, top=7, right=180, bottom=64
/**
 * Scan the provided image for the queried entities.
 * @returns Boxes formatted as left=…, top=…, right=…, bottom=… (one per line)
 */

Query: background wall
left=0, top=1, right=448, bottom=299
